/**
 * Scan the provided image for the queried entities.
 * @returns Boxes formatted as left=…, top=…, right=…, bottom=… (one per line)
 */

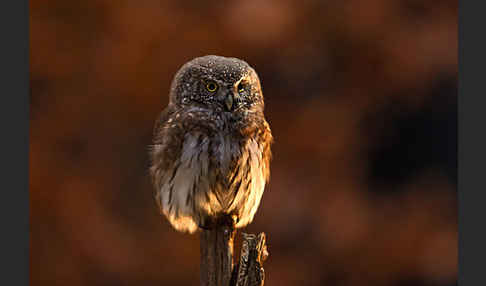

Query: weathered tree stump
left=232, top=233, right=268, bottom=286
left=200, top=217, right=268, bottom=286
left=200, top=223, right=236, bottom=286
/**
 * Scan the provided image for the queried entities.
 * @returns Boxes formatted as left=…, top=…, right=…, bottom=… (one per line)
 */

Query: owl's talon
left=198, top=223, right=212, bottom=230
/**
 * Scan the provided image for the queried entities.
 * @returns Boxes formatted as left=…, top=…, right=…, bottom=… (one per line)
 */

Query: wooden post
left=199, top=215, right=268, bottom=286
left=200, top=217, right=236, bottom=286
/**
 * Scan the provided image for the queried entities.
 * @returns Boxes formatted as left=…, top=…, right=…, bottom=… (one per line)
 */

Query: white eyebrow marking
left=234, top=75, right=251, bottom=91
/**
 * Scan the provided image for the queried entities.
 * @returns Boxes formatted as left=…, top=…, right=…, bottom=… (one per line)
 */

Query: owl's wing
left=149, top=105, right=183, bottom=207
left=261, top=120, right=273, bottom=183
left=150, top=107, right=206, bottom=233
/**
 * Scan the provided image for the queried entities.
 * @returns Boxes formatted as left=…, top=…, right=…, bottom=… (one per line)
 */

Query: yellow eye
left=237, top=83, right=245, bottom=93
left=206, top=81, right=218, bottom=92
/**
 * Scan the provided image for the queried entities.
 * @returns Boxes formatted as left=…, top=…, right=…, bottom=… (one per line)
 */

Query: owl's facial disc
left=170, top=55, right=263, bottom=114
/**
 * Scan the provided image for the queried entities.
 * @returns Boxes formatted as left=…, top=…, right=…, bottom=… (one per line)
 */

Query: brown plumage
left=149, top=55, right=273, bottom=233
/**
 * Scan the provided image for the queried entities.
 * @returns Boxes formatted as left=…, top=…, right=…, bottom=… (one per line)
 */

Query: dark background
left=30, top=1, right=457, bottom=285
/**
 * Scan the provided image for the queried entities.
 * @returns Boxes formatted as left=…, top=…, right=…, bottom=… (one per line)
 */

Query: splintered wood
left=200, top=227, right=268, bottom=286
left=233, top=233, right=268, bottom=286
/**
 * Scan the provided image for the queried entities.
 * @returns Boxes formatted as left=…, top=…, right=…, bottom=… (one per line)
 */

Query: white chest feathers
left=154, top=132, right=266, bottom=233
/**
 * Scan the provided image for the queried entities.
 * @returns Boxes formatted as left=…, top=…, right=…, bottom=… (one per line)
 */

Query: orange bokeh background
left=30, top=1, right=457, bottom=285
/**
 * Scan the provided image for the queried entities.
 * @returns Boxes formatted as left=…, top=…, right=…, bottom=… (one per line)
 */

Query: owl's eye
left=206, top=81, right=218, bottom=92
left=237, top=83, right=245, bottom=93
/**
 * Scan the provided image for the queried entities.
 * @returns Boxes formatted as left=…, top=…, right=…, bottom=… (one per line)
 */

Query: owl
left=149, top=55, right=273, bottom=234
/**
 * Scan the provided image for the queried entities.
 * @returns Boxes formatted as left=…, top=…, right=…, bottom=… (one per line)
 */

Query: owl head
left=169, top=55, right=264, bottom=114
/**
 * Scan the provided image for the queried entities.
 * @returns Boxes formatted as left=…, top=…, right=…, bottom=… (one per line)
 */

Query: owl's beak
left=224, top=94, right=234, bottom=111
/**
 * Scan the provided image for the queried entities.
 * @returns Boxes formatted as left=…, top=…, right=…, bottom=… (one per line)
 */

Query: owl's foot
left=217, top=214, right=237, bottom=229
left=198, top=216, right=214, bottom=230
left=198, top=223, right=212, bottom=231
left=198, top=214, right=238, bottom=231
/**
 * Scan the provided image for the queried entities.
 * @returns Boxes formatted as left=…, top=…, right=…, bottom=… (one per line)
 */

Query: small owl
left=150, top=55, right=273, bottom=234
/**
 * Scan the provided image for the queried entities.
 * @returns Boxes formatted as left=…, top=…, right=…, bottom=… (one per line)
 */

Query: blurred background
left=30, top=0, right=457, bottom=285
